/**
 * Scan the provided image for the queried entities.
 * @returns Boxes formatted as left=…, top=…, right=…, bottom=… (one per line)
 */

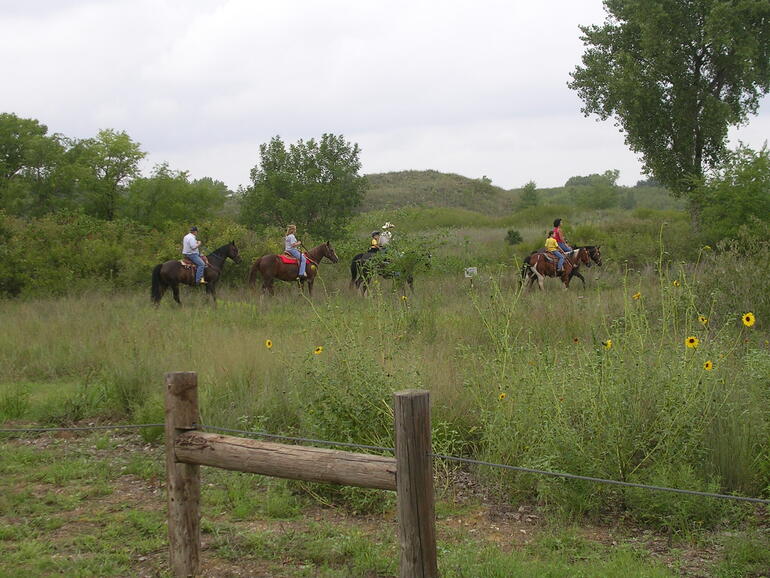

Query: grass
left=5, top=430, right=765, bottom=577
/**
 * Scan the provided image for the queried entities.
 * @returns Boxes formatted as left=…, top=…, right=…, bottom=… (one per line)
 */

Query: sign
left=464, top=267, right=478, bottom=278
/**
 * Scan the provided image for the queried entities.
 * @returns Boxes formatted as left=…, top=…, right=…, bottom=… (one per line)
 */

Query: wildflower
left=703, top=245, right=712, bottom=250
left=672, top=280, right=681, bottom=287
left=742, top=312, right=756, bottom=327
left=698, top=315, right=708, bottom=326
left=602, top=339, right=613, bottom=350
left=703, top=360, right=713, bottom=371
left=573, top=337, right=580, bottom=344
left=632, top=292, right=641, bottom=300
left=401, top=295, right=408, bottom=302
left=313, top=346, right=324, bottom=355
left=265, top=339, right=273, bottom=350
left=685, top=336, right=700, bottom=349
left=498, top=392, right=507, bottom=401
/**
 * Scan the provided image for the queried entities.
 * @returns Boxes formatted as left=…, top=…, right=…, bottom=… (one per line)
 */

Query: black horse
left=350, top=250, right=430, bottom=295
left=151, top=241, right=242, bottom=305
left=520, top=245, right=602, bottom=288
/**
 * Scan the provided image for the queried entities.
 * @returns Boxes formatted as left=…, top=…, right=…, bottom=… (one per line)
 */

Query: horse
left=523, top=246, right=592, bottom=290
left=151, top=241, right=242, bottom=305
left=521, top=245, right=602, bottom=289
left=247, top=242, right=339, bottom=296
left=350, top=250, right=430, bottom=295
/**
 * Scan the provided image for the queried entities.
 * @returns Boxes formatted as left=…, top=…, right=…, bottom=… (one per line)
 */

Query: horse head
left=588, top=246, right=602, bottom=266
left=323, top=241, right=339, bottom=263
left=577, top=247, right=592, bottom=267
left=227, top=241, right=243, bottom=264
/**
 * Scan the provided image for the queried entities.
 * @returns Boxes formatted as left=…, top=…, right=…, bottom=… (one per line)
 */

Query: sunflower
left=313, top=346, right=324, bottom=355
left=698, top=315, right=708, bottom=326
left=703, top=360, right=714, bottom=371
left=632, top=292, right=641, bottom=300
left=573, top=337, right=580, bottom=344
left=685, top=336, right=700, bottom=349
left=265, top=339, right=273, bottom=350
left=703, top=245, right=712, bottom=250
left=672, top=280, right=681, bottom=287
left=401, top=295, right=408, bottom=302
left=602, top=339, right=613, bottom=350
left=742, top=312, right=756, bottom=327
left=498, top=392, right=507, bottom=401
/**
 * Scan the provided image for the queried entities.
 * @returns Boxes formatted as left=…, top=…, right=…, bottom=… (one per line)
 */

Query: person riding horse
left=284, top=224, right=307, bottom=279
left=182, top=226, right=206, bottom=285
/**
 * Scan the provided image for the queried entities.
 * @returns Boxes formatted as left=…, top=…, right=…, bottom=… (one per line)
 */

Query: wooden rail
left=165, top=372, right=437, bottom=578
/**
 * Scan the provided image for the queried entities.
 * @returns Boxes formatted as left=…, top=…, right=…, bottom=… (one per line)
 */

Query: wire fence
left=2, top=421, right=769, bottom=506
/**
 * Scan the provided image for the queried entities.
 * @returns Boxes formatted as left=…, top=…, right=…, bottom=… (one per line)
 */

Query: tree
left=698, top=144, right=770, bottom=242
left=568, top=0, right=770, bottom=224
left=123, top=164, right=229, bottom=229
left=240, top=134, right=367, bottom=239
left=565, top=170, right=620, bottom=209
left=517, top=180, right=539, bottom=209
left=74, top=129, right=145, bottom=220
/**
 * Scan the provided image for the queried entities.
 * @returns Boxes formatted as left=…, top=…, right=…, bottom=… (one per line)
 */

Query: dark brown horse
left=524, top=246, right=592, bottom=290
left=247, top=242, right=339, bottom=296
left=151, top=242, right=242, bottom=305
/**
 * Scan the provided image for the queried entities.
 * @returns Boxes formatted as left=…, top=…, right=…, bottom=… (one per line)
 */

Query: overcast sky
left=2, top=0, right=768, bottom=191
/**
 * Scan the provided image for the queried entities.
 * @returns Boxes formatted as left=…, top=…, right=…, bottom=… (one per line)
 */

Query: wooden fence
left=165, top=371, right=438, bottom=577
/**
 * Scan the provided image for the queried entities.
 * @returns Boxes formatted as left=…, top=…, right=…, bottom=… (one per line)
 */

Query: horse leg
left=172, top=283, right=181, bottom=304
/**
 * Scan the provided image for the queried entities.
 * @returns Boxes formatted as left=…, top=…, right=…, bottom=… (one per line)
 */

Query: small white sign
left=464, top=267, right=478, bottom=278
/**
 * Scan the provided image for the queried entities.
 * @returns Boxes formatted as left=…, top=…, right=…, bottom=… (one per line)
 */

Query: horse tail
left=151, top=264, right=163, bottom=303
left=248, top=257, right=262, bottom=287
left=350, top=253, right=363, bottom=288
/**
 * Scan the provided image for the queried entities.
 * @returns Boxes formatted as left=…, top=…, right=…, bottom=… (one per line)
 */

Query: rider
left=284, top=224, right=307, bottom=279
left=544, top=229, right=566, bottom=273
left=552, top=218, right=573, bottom=252
left=379, top=222, right=394, bottom=250
left=182, top=226, right=206, bottom=284
left=368, top=231, right=381, bottom=252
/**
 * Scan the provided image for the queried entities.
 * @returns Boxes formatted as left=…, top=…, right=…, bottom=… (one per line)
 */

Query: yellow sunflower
left=401, top=295, right=408, bottom=302
left=672, top=280, right=681, bottom=287
left=313, top=346, right=324, bottom=355
left=498, top=392, right=507, bottom=401
left=265, top=339, right=273, bottom=350
left=698, top=315, right=708, bottom=326
left=685, top=336, right=700, bottom=349
left=632, top=292, right=641, bottom=300
left=703, top=360, right=714, bottom=371
left=742, top=312, right=756, bottom=328
left=602, top=339, right=613, bottom=350
left=573, top=337, right=580, bottom=344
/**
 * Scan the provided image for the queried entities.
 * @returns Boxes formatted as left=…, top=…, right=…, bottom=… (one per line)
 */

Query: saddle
left=180, top=255, right=209, bottom=268
left=279, top=252, right=316, bottom=266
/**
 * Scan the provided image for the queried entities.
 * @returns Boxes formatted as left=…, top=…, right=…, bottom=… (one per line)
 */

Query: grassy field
left=2, top=207, right=769, bottom=575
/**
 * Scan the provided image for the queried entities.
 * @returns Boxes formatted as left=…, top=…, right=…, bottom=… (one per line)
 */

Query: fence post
left=394, top=390, right=438, bottom=578
left=165, top=371, right=201, bottom=577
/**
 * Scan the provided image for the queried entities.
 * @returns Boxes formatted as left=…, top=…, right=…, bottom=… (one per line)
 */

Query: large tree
left=240, top=134, right=367, bottom=239
left=568, top=0, right=770, bottom=223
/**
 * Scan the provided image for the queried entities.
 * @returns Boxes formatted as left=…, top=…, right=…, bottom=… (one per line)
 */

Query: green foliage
left=240, top=134, right=367, bottom=239
left=516, top=180, right=539, bottom=209
left=569, top=0, right=770, bottom=215
left=697, top=145, right=770, bottom=243
left=505, top=229, right=523, bottom=245
left=122, top=163, right=229, bottom=228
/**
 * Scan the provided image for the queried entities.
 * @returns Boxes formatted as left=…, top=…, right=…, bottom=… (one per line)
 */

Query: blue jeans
left=287, top=248, right=307, bottom=276
left=185, top=253, right=206, bottom=283
left=550, top=250, right=565, bottom=271
left=558, top=241, right=572, bottom=252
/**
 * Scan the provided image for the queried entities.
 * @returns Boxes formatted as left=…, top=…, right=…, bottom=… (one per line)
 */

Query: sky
left=2, top=0, right=768, bottom=191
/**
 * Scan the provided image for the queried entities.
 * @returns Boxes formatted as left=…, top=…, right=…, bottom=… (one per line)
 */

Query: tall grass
left=1, top=233, right=767, bottom=529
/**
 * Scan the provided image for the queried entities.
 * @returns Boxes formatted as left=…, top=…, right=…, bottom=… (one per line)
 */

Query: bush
left=505, top=229, right=523, bottom=245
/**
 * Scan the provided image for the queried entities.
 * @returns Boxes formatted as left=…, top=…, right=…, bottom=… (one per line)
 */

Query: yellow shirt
left=371, top=238, right=379, bottom=249
left=544, top=237, right=559, bottom=252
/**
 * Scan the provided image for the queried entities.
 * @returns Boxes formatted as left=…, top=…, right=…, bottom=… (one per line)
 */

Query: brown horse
left=248, top=242, right=339, bottom=296
left=524, top=247, right=592, bottom=290
left=151, top=241, right=242, bottom=305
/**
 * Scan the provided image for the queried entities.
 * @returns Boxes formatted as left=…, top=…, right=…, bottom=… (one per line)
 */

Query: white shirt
left=182, top=233, right=200, bottom=255
left=380, top=231, right=392, bottom=246
left=285, top=234, right=298, bottom=252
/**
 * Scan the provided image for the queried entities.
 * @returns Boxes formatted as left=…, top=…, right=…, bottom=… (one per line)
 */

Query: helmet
left=190, top=226, right=198, bottom=232
left=371, top=231, right=380, bottom=237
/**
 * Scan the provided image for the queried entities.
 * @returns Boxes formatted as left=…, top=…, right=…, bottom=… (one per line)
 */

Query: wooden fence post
left=165, top=371, right=201, bottom=577
left=395, top=390, right=438, bottom=578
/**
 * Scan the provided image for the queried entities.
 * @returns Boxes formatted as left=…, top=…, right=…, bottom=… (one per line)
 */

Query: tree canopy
left=240, top=134, right=367, bottom=239
left=569, top=0, right=770, bottom=220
